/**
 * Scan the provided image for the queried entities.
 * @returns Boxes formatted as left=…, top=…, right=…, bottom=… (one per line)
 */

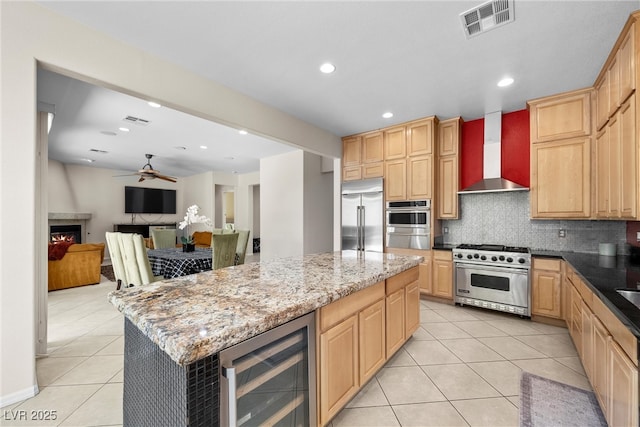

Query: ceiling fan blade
left=138, top=176, right=145, bottom=182
left=113, top=173, right=137, bottom=177
left=156, top=174, right=177, bottom=183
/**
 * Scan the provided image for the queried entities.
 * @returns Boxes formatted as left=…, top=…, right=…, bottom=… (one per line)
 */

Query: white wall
left=0, top=1, right=340, bottom=404
left=253, top=185, right=261, bottom=238
left=303, top=152, right=334, bottom=254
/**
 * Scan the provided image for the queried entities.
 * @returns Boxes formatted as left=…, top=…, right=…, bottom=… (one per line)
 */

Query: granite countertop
left=533, top=250, right=640, bottom=339
left=108, top=250, right=422, bottom=366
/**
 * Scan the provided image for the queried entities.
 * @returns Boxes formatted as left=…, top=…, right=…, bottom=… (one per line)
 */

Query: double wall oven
left=453, top=244, right=531, bottom=317
left=385, top=200, right=430, bottom=250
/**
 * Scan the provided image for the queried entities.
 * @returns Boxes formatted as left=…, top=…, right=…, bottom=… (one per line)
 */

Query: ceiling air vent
left=123, top=115, right=151, bottom=126
left=460, top=0, right=514, bottom=39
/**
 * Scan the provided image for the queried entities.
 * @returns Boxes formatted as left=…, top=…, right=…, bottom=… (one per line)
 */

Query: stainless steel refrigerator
left=341, top=178, right=384, bottom=252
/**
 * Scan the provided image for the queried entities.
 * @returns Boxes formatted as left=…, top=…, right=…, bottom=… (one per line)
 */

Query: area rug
left=100, top=265, right=116, bottom=282
left=520, top=372, right=607, bottom=427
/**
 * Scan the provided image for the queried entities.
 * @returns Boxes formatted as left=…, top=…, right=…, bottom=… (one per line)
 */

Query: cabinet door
left=362, top=162, right=384, bottom=179
left=343, top=166, right=362, bottom=181
left=581, top=304, right=594, bottom=380
left=386, top=288, right=405, bottom=357
left=596, top=74, right=610, bottom=131
left=438, top=156, right=459, bottom=219
left=438, top=119, right=459, bottom=156
left=530, top=137, right=591, bottom=218
left=608, top=56, right=620, bottom=118
left=343, top=136, right=361, bottom=167
left=530, top=90, right=591, bottom=143
left=618, top=23, right=635, bottom=103
left=384, top=126, right=406, bottom=160
left=592, top=316, right=610, bottom=413
left=570, top=287, right=583, bottom=352
left=433, top=256, right=453, bottom=299
left=595, top=127, right=610, bottom=218
left=405, top=281, right=420, bottom=337
left=607, top=113, right=621, bottom=218
left=419, top=258, right=433, bottom=295
left=620, top=95, right=636, bottom=219
left=385, top=159, right=407, bottom=201
left=363, top=132, right=384, bottom=164
left=319, top=315, right=359, bottom=426
left=359, top=300, right=385, bottom=384
left=532, top=269, right=562, bottom=318
left=407, top=118, right=434, bottom=157
left=608, top=338, right=639, bottom=427
left=408, top=155, right=433, bottom=200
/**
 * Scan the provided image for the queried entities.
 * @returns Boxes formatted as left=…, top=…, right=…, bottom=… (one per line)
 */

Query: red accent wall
left=627, top=221, right=640, bottom=248
left=459, top=109, right=530, bottom=189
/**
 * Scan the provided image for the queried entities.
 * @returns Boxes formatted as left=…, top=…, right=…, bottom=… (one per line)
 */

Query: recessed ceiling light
left=497, top=77, right=514, bottom=87
left=148, top=101, right=162, bottom=108
left=382, top=112, right=394, bottom=119
left=80, top=158, right=95, bottom=163
left=119, top=127, right=130, bottom=132
left=238, top=130, right=248, bottom=135
left=200, top=145, right=208, bottom=149
left=320, top=63, right=336, bottom=74
left=100, top=130, right=117, bottom=136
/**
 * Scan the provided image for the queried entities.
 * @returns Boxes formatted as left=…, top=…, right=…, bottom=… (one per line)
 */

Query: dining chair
left=234, top=230, right=250, bottom=265
left=151, top=228, right=177, bottom=249
left=105, top=232, right=128, bottom=290
left=119, top=233, right=163, bottom=287
left=211, top=233, right=239, bottom=270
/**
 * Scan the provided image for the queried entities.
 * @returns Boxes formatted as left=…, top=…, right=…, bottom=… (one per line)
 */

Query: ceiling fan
left=115, top=153, right=177, bottom=183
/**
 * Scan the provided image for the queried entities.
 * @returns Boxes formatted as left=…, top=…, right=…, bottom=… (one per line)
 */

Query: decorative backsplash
left=441, top=192, right=628, bottom=254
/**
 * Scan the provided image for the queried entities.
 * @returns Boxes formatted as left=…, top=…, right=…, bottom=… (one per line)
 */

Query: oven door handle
left=454, top=262, right=529, bottom=274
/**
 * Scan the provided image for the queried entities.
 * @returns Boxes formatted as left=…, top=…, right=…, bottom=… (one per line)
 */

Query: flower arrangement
left=178, top=205, right=212, bottom=244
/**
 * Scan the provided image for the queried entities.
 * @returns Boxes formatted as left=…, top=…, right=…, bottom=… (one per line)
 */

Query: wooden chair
left=211, top=233, right=239, bottom=270
left=119, top=233, right=163, bottom=287
left=106, top=232, right=128, bottom=290
left=234, top=230, right=250, bottom=265
left=151, top=228, right=177, bottom=249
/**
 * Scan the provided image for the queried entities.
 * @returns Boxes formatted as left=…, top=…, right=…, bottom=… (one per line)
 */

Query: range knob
left=467, top=254, right=473, bottom=259
left=499, top=255, right=505, bottom=261
left=480, top=255, right=487, bottom=260
left=518, top=258, right=526, bottom=264
left=491, top=256, right=497, bottom=261
left=473, top=254, right=479, bottom=259
left=456, top=253, right=463, bottom=259
left=507, top=257, right=513, bottom=263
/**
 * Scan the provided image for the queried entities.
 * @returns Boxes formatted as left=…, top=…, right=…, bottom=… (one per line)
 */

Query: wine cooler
left=219, top=313, right=316, bottom=426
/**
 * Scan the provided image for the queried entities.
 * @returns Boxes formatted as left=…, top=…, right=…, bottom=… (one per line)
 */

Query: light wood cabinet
left=592, top=315, right=610, bottom=413
left=359, top=299, right=385, bottom=384
left=436, top=118, right=460, bottom=219
left=342, top=166, right=362, bottom=181
left=532, top=258, right=562, bottom=319
left=405, top=280, right=420, bottom=336
left=342, top=136, right=362, bottom=167
left=529, top=89, right=591, bottom=143
left=362, top=162, right=384, bottom=179
left=620, top=95, right=636, bottom=218
left=362, top=132, right=384, bottom=164
left=438, top=119, right=459, bottom=156
left=419, top=256, right=433, bottom=295
left=530, top=137, right=591, bottom=218
left=581, top=303, right=594, bottom=379
left=618, top=23, right=635, bottom=102
left=342, top=133, right=383, bottom=182
left=385, top=159, right=407, bottom=201
left=384, top=126, right=407, bottom=160
left=407, top=118, right=435, bottom=156
left=596, top=73, right=610, bottom=131
left=385, top=288, right=405, bottom=357
left=608, top=338, right=639, bottom=427
left=432, top=250, right=453, bottom=300
left=608, top=55, right=621, bottom=119
left=596, top=114, right=621, bottom=218
left=408, top=155, right=433, bottom=200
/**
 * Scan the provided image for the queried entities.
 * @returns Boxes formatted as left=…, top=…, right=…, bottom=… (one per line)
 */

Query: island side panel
left=123, top=319, right=220, bottom=427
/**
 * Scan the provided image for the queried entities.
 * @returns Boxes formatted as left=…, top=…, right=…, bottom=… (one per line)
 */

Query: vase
left=182, top=243, right=195, bottom=253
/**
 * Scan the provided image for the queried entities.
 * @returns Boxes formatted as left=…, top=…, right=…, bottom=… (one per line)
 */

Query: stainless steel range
left=453, top=244, right=531, bottom=317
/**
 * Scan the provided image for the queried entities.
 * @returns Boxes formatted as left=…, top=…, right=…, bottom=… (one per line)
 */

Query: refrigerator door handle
left=360, top=205, right=366, bottom=250
left=221, top=366, right=237, bottom=427
left=356, top=206, right=362, bottom=250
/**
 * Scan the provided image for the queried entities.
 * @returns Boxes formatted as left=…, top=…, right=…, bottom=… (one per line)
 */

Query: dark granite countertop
left=533, top=250, right=640, bottom=340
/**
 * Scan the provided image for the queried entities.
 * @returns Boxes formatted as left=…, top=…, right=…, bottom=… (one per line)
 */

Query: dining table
left=147, top=247, right=212, bottom=279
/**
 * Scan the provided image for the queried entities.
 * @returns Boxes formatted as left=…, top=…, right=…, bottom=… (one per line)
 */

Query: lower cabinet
left=317, top=268, right=420, bottom=426
left=432, top=250, right=453, bottom=299
left=531, top=258, right=563, bottom=319
left=608, top=339, right=639, bottom=427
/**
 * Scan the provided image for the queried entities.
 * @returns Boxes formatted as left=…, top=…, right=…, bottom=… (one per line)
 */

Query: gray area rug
left=100, top=264, right=116, bottom=282
left=520, top=372, right=607, bottom=427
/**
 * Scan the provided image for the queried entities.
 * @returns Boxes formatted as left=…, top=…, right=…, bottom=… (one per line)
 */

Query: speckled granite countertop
left=533, top=250, right=640, bottom=339
left=108, top=250, right=422, bottom=366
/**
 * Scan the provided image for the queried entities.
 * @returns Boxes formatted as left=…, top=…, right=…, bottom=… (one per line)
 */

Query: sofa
left=48, top=243, right=105, bottom=291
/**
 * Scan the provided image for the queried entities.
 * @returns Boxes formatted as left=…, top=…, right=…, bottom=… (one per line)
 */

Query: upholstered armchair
left=212, top=233, right=239, bottom=270
left=106, top=232, right=128, bottom=290
left=119, top=233, right=163, bottom=287
left=151, top=228, right=177, bottom=249
left=48, top=243, right=105, bottom=291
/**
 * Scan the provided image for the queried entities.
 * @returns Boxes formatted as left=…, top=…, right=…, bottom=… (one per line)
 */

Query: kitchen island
left=108, top=250, right=422, bottom=427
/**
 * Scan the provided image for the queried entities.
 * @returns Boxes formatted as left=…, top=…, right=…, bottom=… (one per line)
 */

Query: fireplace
left=50, top=225, right=81, bottom=243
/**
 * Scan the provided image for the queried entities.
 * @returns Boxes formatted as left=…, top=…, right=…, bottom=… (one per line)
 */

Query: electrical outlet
left=443, top=227, right=449, bottom=234
left=558, top=229, right=566, bottom=238
left=636, top=231, right=640, bottom=241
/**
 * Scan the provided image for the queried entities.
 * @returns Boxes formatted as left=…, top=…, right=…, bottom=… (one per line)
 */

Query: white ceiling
left=37, top=0, right=640, bottom=177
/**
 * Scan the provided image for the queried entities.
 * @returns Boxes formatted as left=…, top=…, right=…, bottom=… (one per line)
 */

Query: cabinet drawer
left=386, top=266, right=419, bottom=295
left=533, top=258, right=562, bottom=271
left=433, top=250, right=453, bottom=261
left=319, top=281, right=384, bottom=332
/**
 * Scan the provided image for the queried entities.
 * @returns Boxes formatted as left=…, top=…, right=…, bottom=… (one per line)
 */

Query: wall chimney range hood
left=459, top=111, right=529, bottom=194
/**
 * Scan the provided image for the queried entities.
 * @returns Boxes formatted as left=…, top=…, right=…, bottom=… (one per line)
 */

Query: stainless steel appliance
left=453, top=244, right=531, bottom=316
left=341, top=178, right=384, bottom=252
left=220, top=312, right=316, bottom=427
left=385, top=200, right=430, bottom=250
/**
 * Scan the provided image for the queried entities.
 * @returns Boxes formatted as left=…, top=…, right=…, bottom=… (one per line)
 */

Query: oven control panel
left=452, top=249, right=531, bottom=268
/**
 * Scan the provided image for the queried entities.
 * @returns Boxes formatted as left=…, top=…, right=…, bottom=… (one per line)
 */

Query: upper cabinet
left=530, top=90, right=591, bottom=143
left=342, top=131, right=384, bottom=181
left=437, top=118, right=461, bottom=219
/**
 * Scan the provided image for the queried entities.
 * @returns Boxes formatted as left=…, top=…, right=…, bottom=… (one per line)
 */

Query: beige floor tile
left=95, top=337, right=124, bottom=356
left=459, top=308, right=514, bottom=321
left=59, top=383, right=123, bottom=426
left=486, top=319, right=545, bottom=336
left=51, top=356, right=123, bottom=386
left=421, top=323, right=472, bottom=340
left=451, top=321, right=509, bottom=338
left=451, top=397, right=519, bottom=427
left=513, top=334, right=578, bottom=358
left=3, top=384, right=101, bottom=426
left=75, top=309, right=122, bottom=324
left=404, top=340, right=462, bottom=366
left=385, top=348, right=417, bottom=367
left=108, top=369, right=124, bottom=383
left=513, top=358, right=592, bottom=391
left=440, top=338, right=504, bottom=363
left=528, top=321, right=570, bottom=335
left=392, top=402, right=470, bottom=427
left=50, top=335, right=119, bottom=358
left=420, top=310, right=448, bottom=323
left=331, top=406, right=400, bottom=427
left=421, top=364, right=500, bottom=401
left=36, top=356, right=88, bottom=387
left=433, top=309, right=482, bottom=322
left=84, top=317, right=124, bottom=336
left=478, top=336, right=546, bottom=360
left=346, top=379, right=388, bottom=408
left=420, top=300, right=453, bottom=310
left=376, top=366, right=446, bottom=405
left=506, top=395, right=519, bottom=408
left=467, top=361, right=523, bottom=396
left=410, top=326, right=435, bottom=341
left=554, top=356, right=587, bottom=376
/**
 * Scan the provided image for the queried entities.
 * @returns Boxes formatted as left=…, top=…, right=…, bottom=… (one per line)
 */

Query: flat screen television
left=125, top=186, right=176, bottom=214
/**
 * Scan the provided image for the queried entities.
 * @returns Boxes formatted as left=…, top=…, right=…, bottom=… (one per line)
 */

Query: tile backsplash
left=442, top=192, right=628, bottom=254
